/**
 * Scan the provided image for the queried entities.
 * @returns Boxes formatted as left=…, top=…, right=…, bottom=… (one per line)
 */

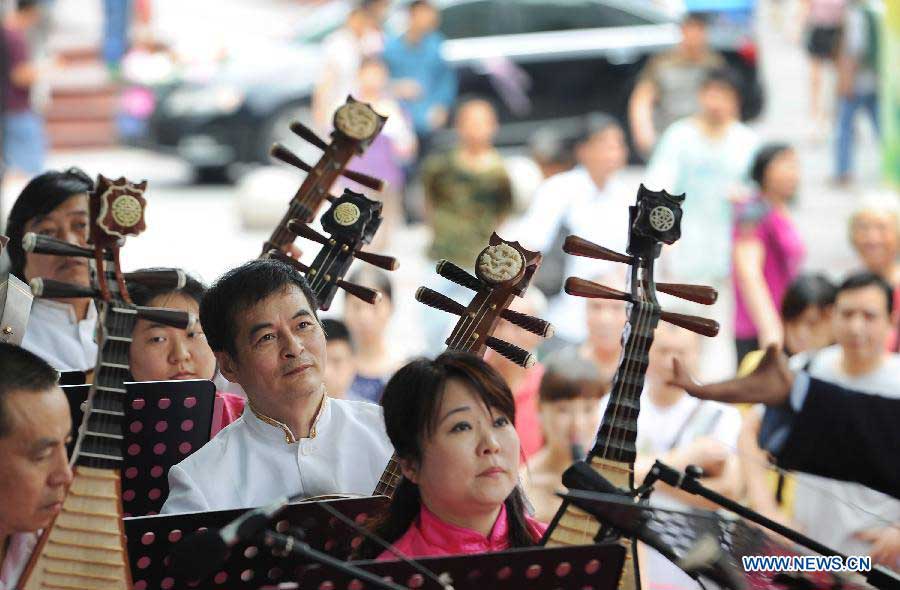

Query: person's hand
left=857, top=526, right=900, bottom=569
left=669, top=344, right=795, bottom=406
left=427, top=105, right=448, bottom=130
left=681, top=437, right=729, bottom=477
left=392, top=79, right=422, bottom=100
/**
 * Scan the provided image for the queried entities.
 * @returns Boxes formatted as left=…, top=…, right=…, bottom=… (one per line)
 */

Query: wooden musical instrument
left=0, top=234, right=34, bottom=345
left=266, top=188, right=398, bottom=311
left=19, top=176, right=193, bottom=590
left=264, top=96, right=387, bottom=256
left=541, top=185, right=719, bottom=590
left=373, top=232, right=554, bottom=498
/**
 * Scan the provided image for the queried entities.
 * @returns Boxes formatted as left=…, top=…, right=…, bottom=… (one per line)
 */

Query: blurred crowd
left=1, top=0, right=898, bottom=586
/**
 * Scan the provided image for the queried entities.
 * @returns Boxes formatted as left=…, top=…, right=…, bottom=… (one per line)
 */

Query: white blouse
left=161, top=396, right=394, bottom=514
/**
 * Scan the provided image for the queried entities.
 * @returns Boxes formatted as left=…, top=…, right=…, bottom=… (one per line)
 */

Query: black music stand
left=297, top=543, right=625, bottom=590
left=124, top=496, right=388, bottom=590
left=59, top=370, right=86, bottom=386
left=559, top=490, right=854, bottom=590
left=122, top=379, right=217, bottom=517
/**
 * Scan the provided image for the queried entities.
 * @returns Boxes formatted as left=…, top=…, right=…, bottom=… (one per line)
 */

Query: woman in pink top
left=127, top=269, right=244, bottom=435
left=360, top=352, right=546, bottom=560
left=733, top=144, right=806, bottom=365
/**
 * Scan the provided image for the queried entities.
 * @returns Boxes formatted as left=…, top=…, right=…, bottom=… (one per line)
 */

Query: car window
left=439, top=0, right=503, bottom=39
left=503, top=0, right=656, bottom=35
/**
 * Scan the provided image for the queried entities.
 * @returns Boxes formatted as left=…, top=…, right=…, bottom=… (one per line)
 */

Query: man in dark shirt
left=3, top=0, right=46, bottom=177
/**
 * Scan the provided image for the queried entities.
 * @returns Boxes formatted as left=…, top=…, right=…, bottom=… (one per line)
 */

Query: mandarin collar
left=245, top=393, right=329, bottom=445
left=417, top=503, right=509, bottom=555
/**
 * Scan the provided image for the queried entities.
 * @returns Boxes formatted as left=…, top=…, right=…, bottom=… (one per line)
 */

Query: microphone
left=561, top=461, right=630, bottom=498
left=570, top=443, right=585, bottom=462
left=169, top=495, right=290, bottom=580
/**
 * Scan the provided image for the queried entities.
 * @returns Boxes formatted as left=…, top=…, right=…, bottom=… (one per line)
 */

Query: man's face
left=455, top=101, right=498, bottom=151
left=324, top=340, right=356, bottom=399
left=699, top=83, right=739, bottom=125
left=833, top=285, right=892, bottom=366
left=647, top=324, right=700, bottom=394
left=23, top=194, right=90, bottom=287
left=0, top=387, right=73, bottom=534
left=576, top=127, right=628, bottom=181
left=681, top=19, right=708, bottom=54
left=409, top=4, right=439, bottom=34
left=851, top=212, right=899, bottom=275
left=217, top=285, right=327, bottom=408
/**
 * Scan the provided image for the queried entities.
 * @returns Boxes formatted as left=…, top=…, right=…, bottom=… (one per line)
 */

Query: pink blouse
left=377, top=503, right=547, bottom=561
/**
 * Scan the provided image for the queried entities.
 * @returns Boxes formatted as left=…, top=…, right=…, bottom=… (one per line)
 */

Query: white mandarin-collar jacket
left=0, top=532, right=37, bottom=590
left=21, top=298, right=98, bottom=372
left=161, top=395, right=393, bottom=514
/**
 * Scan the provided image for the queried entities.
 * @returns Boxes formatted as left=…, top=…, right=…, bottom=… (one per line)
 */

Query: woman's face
left=539, top=397, right=601, bottom=456
left=783, top=305, right=833, bottom=354
left=344, top=292, right=391, bottom=346
left=129, top=293, right=217, bottom=382
left=403, top=379, right=520, bottom=520
left=851, top=212, right=900, bottom=276
left=763, top=149, right=800, bottom=201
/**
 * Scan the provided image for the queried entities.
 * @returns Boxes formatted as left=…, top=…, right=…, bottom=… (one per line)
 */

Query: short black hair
left=573, top=112, right=622, bottom=146
left=347, top=267, right=393, bottom=301
left=322, top=318, right=354, bottom=350
left=0, top=342, right=60, bottom=438
left=701, top=67, right=744, bottom=98
left=408, top=0, right=434, bottom=11
left=781, top=273, right=836, bottom=322
left=200, top=258, right=320, bottom=357
left=5, top=168, right=94, bottom=280
left=128, top=268, right=207, bottom=308
left=682, top=11, right=710, bottom=26
left=835, top=271, right=894, bottom=315
left=751, top=142, right=793, bottom=188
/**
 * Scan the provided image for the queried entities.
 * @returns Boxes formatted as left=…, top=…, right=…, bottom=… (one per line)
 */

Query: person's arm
left=733, top=234, right=783, bottom=347
left=643, top=123, right=682, bottom=192
left=427, top=37, right=457, bottom=130
left=775, top=377, right=900, bottom=499
left=628, top=78, right=658, bottom=158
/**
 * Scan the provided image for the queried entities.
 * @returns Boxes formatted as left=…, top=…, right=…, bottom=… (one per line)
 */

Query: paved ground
left=4, top=0, right=890, bottom=373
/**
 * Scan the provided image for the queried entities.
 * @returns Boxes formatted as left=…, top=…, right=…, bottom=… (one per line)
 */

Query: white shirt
left=790, top=346, right=900, bottom=559
left=507, top=167, right=631, bottom=341
left=161, top=396, right=394, bottom=514
left=635, top=392, right=742, bottom=590
left=20, top=298, right=97, bottom=372
left=644, top=118, right=758, bottom=283
left=0, top=532, right=37, bottom=590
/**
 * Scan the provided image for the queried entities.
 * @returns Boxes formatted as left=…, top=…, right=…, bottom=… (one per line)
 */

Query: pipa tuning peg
left=500, top=308, right=554, bottom=338
left=266, top=249, right=311, bottom=274
left=355, top=249, right=399, bottom=271
left=415, top=287, right=466, bottom=317
left=30, top=278, right=99, bottom=299
left=336, top=279, right=381, bottom=305
left=22, top=232, right=94, bottom=258
left=564, top=277, right=630, bottom=302
left=135, top=306, right=195, bottom=330
left=286, top=220, right=329, bottom=246
left=270, top=143, right=312, bottom=173
left=660, top=311, right=719, bottom=338
left=485, top=336, right=536, bottom=369
left=656, top=282, right=718, bottom=306
left=289, top=121, right=329, bottom=151
left=0, top=235, right=7, bottom=249
left=436, top=260, right=484, bottom=291
left=125, top=269, right=186, bottom=290
left=563, top=235, right=633, bottom=265
left=342, top=168, right=385, bottom=192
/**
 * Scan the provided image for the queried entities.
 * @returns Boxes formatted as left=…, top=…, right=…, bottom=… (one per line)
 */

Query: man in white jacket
left=161, top=259, right=393, bottom=514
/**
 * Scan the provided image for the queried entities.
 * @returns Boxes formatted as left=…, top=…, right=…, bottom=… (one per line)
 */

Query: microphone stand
left=263, top=529, right=407, bottom=590
left=646, top=461, right=900, bottom=590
